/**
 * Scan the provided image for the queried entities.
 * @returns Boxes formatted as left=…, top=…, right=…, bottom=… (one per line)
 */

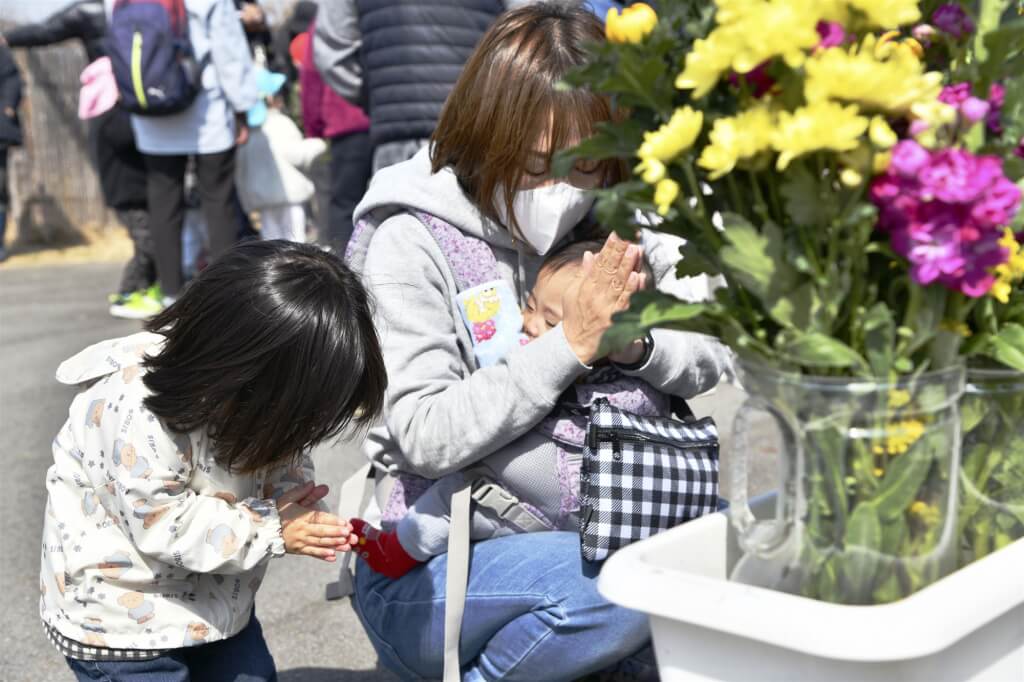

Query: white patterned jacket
left=40, top=333, right=312, bottom=650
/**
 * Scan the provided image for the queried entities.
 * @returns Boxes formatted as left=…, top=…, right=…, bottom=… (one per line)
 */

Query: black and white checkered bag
left=579, top=398, right=720, bottom=562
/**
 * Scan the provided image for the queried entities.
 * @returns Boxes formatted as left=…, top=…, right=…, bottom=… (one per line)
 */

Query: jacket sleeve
left=205, top=0, right=259, bottom=114
left=618, top=329, right=731, bottom=399
left=104, top=409, right=286, bottom=575
left=311, top=0, right=363, bottom=104
left=3, top=0, right=102, bottom=48
left=262, top=451, right=328, bottom=513
left=0, top=47, right=22, bottom=112
left=365, top=217, right=587, bottom=478
left=299, top=64, right=325, bottom=138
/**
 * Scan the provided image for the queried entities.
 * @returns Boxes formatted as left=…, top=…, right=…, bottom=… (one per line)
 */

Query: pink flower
left=870, top=144, right=1020, bottom=297
left=816, top=21, right=847, bottom=48
left=728, top=62, right=775, bottom=98
left=987, top=83, right=1005, bottom=134
left=912, top=24, right=937, bottom=44
left=932, top=4, right=974, bottom=40
left=939, top=82, right=995, bottom=125
left=889, top=140, right=931, bottom=177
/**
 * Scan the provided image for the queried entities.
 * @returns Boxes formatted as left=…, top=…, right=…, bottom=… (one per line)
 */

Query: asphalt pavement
left=0, top=260, right=774, bottom=682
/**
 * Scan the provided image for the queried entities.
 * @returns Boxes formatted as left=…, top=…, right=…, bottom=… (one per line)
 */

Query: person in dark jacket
left=3, top=0, right=156, bottom=314
left=313, top=0, right=534, bottom=173
left=0, top=44, right=23, bottom=263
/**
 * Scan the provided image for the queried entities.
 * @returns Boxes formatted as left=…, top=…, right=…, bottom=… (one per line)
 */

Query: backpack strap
left=325, top=461, right=376, bottom=601
left=444, top=480, right=473, bottom=682
left=470, top=475, right=552, bottom=533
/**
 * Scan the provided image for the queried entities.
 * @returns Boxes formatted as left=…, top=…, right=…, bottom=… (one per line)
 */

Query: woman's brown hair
left=430, top=2, right=620, bottom=236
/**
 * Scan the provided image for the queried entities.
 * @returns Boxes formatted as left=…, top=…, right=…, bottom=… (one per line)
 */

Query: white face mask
left=495, top=182, right=596, bottom=255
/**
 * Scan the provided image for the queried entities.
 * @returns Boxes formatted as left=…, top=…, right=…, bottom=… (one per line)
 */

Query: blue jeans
left=353, top=531, right=651, bottom=681
left=66, top=613, right=275, bottom=682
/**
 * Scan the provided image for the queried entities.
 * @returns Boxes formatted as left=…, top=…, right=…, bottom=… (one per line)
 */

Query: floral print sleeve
left=101, top=404, right=286, bottom=575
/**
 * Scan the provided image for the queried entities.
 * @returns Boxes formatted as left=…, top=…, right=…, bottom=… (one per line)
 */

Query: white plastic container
left=598, top=496, right=1024, bottom=681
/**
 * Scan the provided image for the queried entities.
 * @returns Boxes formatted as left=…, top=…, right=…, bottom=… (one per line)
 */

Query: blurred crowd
left=0, top=0, right=631, bottom=316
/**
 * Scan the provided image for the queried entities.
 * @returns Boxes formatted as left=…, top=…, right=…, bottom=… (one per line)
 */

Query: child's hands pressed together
left=276, top=482, right=358, bottom=562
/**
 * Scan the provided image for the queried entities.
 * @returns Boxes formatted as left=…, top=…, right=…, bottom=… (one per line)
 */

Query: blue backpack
left=106, top=0, right=205, bottom=116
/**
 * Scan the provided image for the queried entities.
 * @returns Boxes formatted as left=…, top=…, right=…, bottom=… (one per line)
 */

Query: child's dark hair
left=541, top=239, right=654, bottom=283
left=142, top=240, right=387, bottom=474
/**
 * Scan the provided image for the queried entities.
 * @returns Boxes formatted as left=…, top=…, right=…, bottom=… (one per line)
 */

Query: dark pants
left=326, top=132, right=372, bottom=253
left=0, top=147, right=8, bottom=248
left=145, top=149, right=238, bottom=297
left=116, top=208, right=156, bottom=295
left=66, top=613, right=276, bottom=682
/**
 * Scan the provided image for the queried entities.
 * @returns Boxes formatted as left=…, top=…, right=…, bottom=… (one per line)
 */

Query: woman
left=350, top=4, right=728, bottom=679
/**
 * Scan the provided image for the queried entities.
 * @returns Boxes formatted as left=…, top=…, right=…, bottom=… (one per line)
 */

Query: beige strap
left=443, top=479, right=473, bottom=682
left=325, top=461, right=375, bottom=601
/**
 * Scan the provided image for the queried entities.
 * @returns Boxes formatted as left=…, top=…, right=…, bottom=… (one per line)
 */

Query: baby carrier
left=330, top=210, right=720, bottom=681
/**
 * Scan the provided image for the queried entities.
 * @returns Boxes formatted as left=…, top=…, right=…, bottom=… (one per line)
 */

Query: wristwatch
left=613, top=332, right=654, bottom=371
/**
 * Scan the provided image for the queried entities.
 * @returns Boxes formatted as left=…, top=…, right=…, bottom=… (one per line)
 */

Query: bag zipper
left=587, top=426, right=717, bottom=452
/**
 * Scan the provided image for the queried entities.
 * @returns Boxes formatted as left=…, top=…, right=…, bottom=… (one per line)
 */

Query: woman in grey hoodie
left=348, top=4, right=729, bottom=679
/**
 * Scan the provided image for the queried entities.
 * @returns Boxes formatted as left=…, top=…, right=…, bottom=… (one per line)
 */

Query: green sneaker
left=109, top=285, right=164, bottom=320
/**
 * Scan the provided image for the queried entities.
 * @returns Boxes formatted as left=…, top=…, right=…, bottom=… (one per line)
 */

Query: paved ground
left=0, top=261, right=775, bottom=682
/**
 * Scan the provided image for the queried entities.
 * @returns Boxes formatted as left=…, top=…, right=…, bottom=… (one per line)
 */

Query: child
left=350, top=240, right=667, bottom=578
left=236, top=68, right=326, bottom=243
left=40, top=240, right=387, bottom=680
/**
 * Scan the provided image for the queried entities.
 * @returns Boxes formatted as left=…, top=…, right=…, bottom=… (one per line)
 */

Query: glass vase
left=958, top=365, right=1024, bottom=567
left=729, top=360, right=966, bottom=605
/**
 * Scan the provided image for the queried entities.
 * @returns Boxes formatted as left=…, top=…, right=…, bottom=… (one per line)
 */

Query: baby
left=351, top=240, right=666, bottom=577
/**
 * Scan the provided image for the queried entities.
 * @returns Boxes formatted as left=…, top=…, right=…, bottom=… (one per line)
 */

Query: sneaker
left=109, top=285, right=164, bottom=320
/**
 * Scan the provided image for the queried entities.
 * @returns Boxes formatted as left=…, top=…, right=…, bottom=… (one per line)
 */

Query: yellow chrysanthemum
left=697, top=104, right=775, bottom=179
left=908, top=500, right=940, bottom=526
left=847, top=0, right=921, bottom=28
left=804, top=35, right=943, bottom=114
left=869, top=116, right=898, bottom=148
left=772, top=101, right=868, bottom=170
left=635, top=157, right=666, bottom=184
left=654, top=178, right=680, bottom=216
left=887, top=388, right=911, bottom=409
left=674, top=33, right=737, bottom=99
left=606, top=3, right=658, bottom=44
left=638, top=107, right=704, bottom=162
left=990, top=229, right=1024, bottom=304
left=676, top=0, right=823, bottom=98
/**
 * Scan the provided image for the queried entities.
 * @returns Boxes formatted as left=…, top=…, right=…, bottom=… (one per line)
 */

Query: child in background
left=351, top=240, right=669, bottom=578
left=236, top=68, right=326, bottom=242
left=40, top=241, right=387, bottom=681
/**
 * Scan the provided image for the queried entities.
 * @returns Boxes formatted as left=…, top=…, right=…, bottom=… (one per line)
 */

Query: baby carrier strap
left=345, top=210, right=500, bottom=288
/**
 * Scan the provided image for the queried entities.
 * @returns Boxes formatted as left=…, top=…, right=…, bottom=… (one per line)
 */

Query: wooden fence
left=6, top=37, right=113, bottom=247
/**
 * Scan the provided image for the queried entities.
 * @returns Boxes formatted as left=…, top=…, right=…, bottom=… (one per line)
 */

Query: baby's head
left=524, top=239, right=651, bottom=340
left=142, top=240, right=387, bottom=474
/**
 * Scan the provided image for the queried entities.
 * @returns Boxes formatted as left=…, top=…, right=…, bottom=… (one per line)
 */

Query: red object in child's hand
left=350, top=518, right=422, bottom=579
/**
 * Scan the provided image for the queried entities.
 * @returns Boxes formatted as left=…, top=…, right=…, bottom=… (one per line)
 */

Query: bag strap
left=444, top=480, right=473, bottom=682
left=325, top=461, right=375, bottom=601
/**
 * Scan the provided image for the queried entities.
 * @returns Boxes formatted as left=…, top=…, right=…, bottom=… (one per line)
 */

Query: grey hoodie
left=354, top=148, right=729, bottom=484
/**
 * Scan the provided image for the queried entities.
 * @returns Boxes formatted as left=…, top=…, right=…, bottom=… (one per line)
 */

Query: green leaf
left=601, top=291, right=715, bottom=356
left=718, top=214, right=799, bottom=311
left=839, top=503, right=883, bottom=603
left=976, top=323, right=1024, bottom=372
left=779, top=163, right=837, bottom=227
left=873, top=431, right=943, bottom=520
left=778, top=332, right=867, bottom=370
left=863, top=302, right=896, bottom=377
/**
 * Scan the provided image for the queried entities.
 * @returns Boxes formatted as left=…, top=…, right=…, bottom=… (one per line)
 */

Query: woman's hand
left=562, top=232, right=644, bottom=365
left=277, top=482, right=358, bottom=562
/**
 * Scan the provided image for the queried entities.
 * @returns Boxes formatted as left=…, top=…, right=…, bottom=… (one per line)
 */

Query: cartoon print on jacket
left=171, top=432, right=192, bottom=465
left=81, top=616, right=108, bottom=647
left=98, top=551, right=133, bottom=579
left=206, top=525, right=239, bottom=558
left=132, top=499, right=169, bottom=529
left=85, top=399, right=105, bottom=427
left=184, top=622, right=210, bottom=647
left=81, top=491, right=102, bottom=517
left=117, top=591, right=155, bottom=624
left=113, top=440, right=152, bottom=479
